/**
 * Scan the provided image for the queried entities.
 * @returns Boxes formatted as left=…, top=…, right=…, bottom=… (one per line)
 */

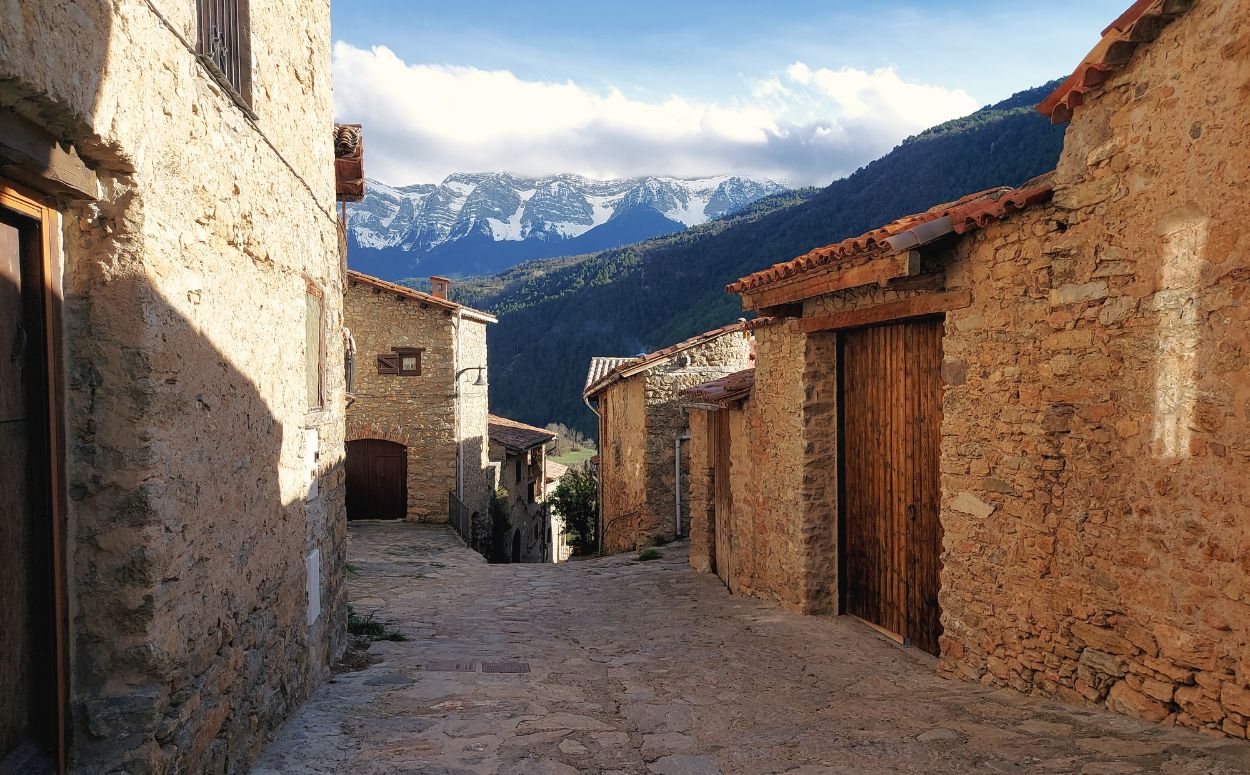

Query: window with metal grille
left=196, top=0, right=252, bottom=108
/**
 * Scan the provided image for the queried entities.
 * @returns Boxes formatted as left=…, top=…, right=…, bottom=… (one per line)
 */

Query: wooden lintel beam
left=0, top=109, right=98, bottom=199
left=742, top=251, right=920, bottom=311
left=799, top=289, right=972, bottom=334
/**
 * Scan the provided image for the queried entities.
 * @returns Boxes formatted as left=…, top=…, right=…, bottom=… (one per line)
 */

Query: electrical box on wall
left=306, top=548, right=321, bottom=625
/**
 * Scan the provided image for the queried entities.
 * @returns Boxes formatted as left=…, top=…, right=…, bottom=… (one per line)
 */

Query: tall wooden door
left=345, top=439, right=407, bottom=519
left=0, top=203, right=58, bottom=773
left=712, top=410, right=736, bottom=592
left=838, top=317, right=944, bottom=656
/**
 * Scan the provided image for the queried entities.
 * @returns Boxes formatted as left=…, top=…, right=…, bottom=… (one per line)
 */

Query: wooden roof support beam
left=742, top=251, right=920, bottom=312
left=799, top=289, right=971, bottom=333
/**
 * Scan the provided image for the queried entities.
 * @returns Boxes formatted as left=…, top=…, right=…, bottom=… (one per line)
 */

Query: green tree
left=549, top=465, right=597, bottom=549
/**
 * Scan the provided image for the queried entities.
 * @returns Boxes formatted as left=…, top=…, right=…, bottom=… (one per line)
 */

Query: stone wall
left=0, top=1, right=347, bottom=771
left=642, top=332, right=754, bottom=547
left=685, top=320, right=828, bottom=612
left=707, top=0, right=1250, bottom=737
left=933, top=0, right=1250, bottom=738
left=598, top=331, right=752, bottom=554
left=599, top=377, right=648, bottom=554
left=346, top=281, right=485, bottom=522
left=456, top=310, right=493, bottom=523
left=686, top=410, right=715, bottom=573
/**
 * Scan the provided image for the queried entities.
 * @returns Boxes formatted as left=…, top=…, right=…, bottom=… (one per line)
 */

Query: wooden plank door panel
left=0, top=206, right=56, bottom=772
left=839, top=317, right=943, bottom=656
left=346, top=439, right=407, bottom=520
left=373, top=444, right=406, bottom=519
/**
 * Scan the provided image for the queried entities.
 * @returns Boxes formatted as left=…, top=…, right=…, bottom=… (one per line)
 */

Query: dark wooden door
left=345, top=439, right=407, bottom=519
left=0, top=206, right=57, bottom=773
left=712, top=410, right=735, bottom=592
left=838, top=317, right=944, bottom=656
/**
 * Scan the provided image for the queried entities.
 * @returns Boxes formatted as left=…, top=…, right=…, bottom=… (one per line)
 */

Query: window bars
left=196, top=0, right=250, bottom=105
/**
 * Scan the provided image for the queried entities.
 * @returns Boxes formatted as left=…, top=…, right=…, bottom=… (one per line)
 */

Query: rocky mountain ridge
left=346, top=173, right=788, bottom=279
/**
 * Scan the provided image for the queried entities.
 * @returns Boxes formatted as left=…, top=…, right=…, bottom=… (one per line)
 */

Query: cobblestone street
left=255, top=523, right=1250, bottom=774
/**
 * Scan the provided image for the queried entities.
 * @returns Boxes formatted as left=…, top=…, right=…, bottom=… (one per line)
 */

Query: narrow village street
left=255, top=524, right=1250, bottom=775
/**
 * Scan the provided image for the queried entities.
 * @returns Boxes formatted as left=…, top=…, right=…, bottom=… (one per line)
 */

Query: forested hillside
left=463, top=82, right=1067, bottom=436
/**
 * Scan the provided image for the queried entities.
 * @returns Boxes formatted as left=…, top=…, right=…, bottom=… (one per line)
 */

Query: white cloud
left=332, top=42, right=979, bottom=187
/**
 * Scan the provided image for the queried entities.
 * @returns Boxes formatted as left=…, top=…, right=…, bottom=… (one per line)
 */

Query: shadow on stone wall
left=69, top=267, right=347, bottom=775
left=61, top=260, right=346, bottom=771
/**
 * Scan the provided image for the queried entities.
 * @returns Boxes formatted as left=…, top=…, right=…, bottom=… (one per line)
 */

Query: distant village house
left=488, top=414, right=558, bottom=562
left=584, top=322, right=753, bottom=554
left=682, top=0, right=1250, bottom=738
left=344, top=271, right=496, bottom=529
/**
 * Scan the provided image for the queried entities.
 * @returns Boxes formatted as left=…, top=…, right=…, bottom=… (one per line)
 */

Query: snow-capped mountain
left=346, top=173, right=789, bottom=280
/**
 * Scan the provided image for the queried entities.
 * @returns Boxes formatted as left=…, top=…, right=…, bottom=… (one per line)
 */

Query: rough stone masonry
left=1, top=1, right=347, bottom=771
left=689, top=0, right=1250, bottom=740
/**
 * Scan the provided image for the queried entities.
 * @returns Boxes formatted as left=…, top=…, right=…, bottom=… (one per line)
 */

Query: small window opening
left=377, top=347, right=423, bottom=376
left=196, top=0, right=253, bottom=109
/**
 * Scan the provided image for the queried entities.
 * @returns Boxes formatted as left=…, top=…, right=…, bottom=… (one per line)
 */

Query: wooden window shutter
left=376, top=353, right=399, bottom=374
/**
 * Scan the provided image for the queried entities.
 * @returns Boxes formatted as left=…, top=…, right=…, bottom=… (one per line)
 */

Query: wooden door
left=0, top=205, right=58, bottom=773
left=345, top=439, right=407, bottom=519
left=712, top=410, right=735, bottom=591
left=838, top=317, right=943, bottom=656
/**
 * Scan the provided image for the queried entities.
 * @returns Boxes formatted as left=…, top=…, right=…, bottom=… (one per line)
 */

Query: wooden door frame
left=1, top=180, right=68, bottom=773
left=834, top=313, right=945, bottom=654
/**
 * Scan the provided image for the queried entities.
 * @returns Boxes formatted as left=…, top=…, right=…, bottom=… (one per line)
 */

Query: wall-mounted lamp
left=456, top=366, right=487, bottom=390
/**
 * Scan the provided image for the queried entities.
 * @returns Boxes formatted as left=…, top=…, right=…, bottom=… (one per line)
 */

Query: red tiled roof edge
left=347, top=270, right=497, bottom=323
left=679, top=368, right=756, bottom=404
left=583, top=319, right=753, bottom=397
left=488, top=413, right=556, bottom=451
left=1038, top=0, right=1195, bottom=124
left=727, top=182, right=1053, bottom=295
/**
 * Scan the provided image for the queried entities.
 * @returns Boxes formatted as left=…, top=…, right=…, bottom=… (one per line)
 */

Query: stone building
left=488, top=414, right=557, bottom=562
left=682, top=0, right=1250, bottom=738
left=1, top=1, right=348, bottom=772
left=344, top=270, right=495, bottom=525
left=585, top=323, right=753, bottom=554
left=544, top=459, right=575, bottom=563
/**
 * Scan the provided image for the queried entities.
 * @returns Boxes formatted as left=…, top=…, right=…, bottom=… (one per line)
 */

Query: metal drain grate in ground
left=423, top=660, right=477, bottom=672
left=480, top=661, right=531, bottom=674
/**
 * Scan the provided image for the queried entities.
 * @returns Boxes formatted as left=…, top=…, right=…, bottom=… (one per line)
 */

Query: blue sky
left=331, top=1, right=1127, bottom=186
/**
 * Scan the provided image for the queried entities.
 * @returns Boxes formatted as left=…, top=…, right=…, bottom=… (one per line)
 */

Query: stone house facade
left=585, top=323, right=753, bottom=554
left=544, top=460, right=575, bottom=563
left=344, top=270, right=495, bottom=524
left=488, top=414, right=556, bottom=563
left=682, top=0, right=1250, bottom=738
left=1, top=2, right=348, bottom=772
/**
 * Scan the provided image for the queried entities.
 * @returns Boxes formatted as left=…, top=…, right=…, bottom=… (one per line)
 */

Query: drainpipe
left=675, top=433, right=689, bottom=536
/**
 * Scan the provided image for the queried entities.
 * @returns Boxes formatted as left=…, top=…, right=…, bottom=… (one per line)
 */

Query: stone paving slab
left=254, top=522, right=1250, bottom=774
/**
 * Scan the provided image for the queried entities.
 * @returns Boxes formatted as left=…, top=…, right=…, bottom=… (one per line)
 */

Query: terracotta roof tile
left=680, top=368, right=756, bottom=405
left=585, top=356, right=638, bottom=390
left=727, top=183, right=1053, bottom=295
left=488, top=414, right=556, bottom=452
left=1038, top=0, right=1195, bottom=124
left=334, top=123, right=365, bottom=202
left=347, top=270, right=497, bottom=323
left=544, top=460, right=570, bottom=484
left=583, top=320, right=753, bottom=397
